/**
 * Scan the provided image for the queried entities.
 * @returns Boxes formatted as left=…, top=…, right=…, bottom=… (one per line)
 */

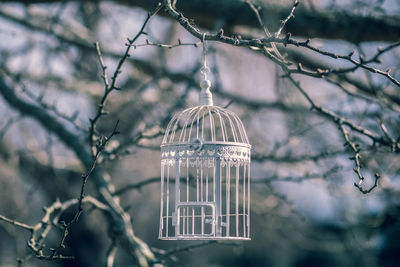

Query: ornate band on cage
left=159, top=35, right=251, bottom=240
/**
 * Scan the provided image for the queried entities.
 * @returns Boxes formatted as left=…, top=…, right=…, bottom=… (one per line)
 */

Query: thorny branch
left=285, top=74, right=387, bottom=193
left=162, top=0, right=400, bottom=87
left=49, top=120, right=120, bottom=260
left=275, top=0, right=299, bottom=37
left=128, top=39, right=201, bottom=49
left=243, top=0, right=285, bottom=62
left=106, top=240, right=118, bottom=267
left=160, top=0, right=400, bottom=194
left=0, top=214, right=34, bottom=232
left=338, top=123, right=380, bottom=194
left=90, top=3, right=162, bottom=155
left=0, top=197, right=109, bottom=263
left=0, top=68, right=86, bottom=132
left=0, top=3, right=164, bottom=266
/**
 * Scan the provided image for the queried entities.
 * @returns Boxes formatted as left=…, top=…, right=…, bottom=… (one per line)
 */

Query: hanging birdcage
left=159, top=35, right=251, bottom=240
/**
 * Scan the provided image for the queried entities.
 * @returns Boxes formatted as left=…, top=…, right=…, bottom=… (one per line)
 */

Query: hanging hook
left=199, top=33, right=213, bottom=106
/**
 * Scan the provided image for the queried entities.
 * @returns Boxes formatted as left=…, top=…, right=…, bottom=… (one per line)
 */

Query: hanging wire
left=199, top=33, right=213, bottom=106
left=201, top=33, right=210, bottom=85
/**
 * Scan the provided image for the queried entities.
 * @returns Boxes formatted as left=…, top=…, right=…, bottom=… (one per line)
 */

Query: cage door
left=175, top=203, right=215, bottom=237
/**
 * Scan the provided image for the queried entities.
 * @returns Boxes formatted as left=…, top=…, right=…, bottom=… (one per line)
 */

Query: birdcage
left=159, top=67, right=251, bottom=240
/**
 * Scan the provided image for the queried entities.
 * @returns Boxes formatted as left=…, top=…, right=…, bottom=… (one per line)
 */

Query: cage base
left=159, top=236, right=250, bottom=241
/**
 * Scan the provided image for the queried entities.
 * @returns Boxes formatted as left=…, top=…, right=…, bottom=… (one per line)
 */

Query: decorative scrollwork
left=161, top=143, right=251, bottom=163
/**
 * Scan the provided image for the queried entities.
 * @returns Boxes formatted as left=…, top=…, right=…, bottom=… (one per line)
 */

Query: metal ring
left=190, top=138, right=204, bottom=152
left=200, top=66, right=210, bottom=75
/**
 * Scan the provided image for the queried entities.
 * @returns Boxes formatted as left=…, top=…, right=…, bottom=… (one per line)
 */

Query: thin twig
left=90, top=4, right=162, bottom=155
left=95, top=41, right=110, bottom=89
left=338, top=123, right=380, bottom=194
left=49, top=120, right=120, bottom=260
left=128, top=40, right=200, bottom=49
left=110, top=4, right=163, bottom=91
left=114, top=177, right=160, bottom=196
left=0, top=214, right=34, bottom=231
left=1, top=196, right=109, bottom=263
left=244, top=0, right=284, bottom=61
left=275, top=0, right=299, bottom=37
left=106, top=241, right=118, bottom=267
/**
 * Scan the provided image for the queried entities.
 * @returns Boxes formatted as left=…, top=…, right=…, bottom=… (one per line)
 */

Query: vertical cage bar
left=196, top=107, right=200, bottom=139
left=235, top=163, right=239, bottom=237
left=187, top=207, right=190, bottom=235
left=166, top=164, right=170, bottom=237
left=186, top=158, right=189, bottom=202
left=201, top=109, right=205, bottom=140
left=213, top=158, right=216, bottom=203
left=159, top=162, right=165, bottom=237
left=201, top=206, right=205, bottom=235
left=247, top=162, right=251, bottom=238
left=194, top=161, right=199, bottom=235
left=226, top=161, right=231, bottom=236
left=206, top=159, right=209, bottom=202
left=215, top=158, right=221, bottom=236
left=196, top=167, right=199, bottom=202
left=243, top=164, right=246, bottom=238
left=201, top=161, right=204, bottom=200
left=201, top=160, right=204, bottom=235
left=182, top=207, right=186, bottom=235
left=176, top=208, right=180, bottom=236
left=192, top=207, right=195, bottom=234
left=207, top=108, right=215, bottom=142
left=175, top=159, right=180, bottom=236
left=186, top=158, right=189, bottom=236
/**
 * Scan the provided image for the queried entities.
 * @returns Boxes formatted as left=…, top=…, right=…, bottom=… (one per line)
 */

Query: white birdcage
left=159, top=38, right=251, bottom=240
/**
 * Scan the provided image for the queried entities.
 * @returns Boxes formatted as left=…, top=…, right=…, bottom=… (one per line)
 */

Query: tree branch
left=0, top=68, right=159, bottom=267
left=10, top=0, right=398, bottom=42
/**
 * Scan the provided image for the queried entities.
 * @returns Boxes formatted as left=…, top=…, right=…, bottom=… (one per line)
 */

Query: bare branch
left=110, top=4, right=163, bottom=91
left=128, top=39, right=200, bottom=49
left=162, top=0, right=400, bottom=87
left=0, top=55, right=159, bottom=267
left=89, top=5, right=161, bottom=155
left=95, top=41, right=110, bottom=90
left=114, top=177, right=160, bottom=196
left=244, top=0, right=284, bottom=61
left=106, top=241, right=118, bottom=267
left=338, top=123, right=380, bottom=194
left=275, top=0, right=299, bottom=37
left=1, top=196, right=109, bottom=262
left=0, top=214, right=34, bottom=232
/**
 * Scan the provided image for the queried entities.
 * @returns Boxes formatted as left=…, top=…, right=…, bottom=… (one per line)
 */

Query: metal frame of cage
left=159, top=105, right=251, bottom=240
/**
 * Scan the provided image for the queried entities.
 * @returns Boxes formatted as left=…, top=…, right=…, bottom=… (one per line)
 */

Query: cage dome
left=162, top=105, right=250, bottom=145
left=159, top=105, right=251, bottom=240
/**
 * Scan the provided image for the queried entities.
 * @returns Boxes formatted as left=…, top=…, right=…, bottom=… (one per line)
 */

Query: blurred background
left=0, top=0, right=399, bottom=266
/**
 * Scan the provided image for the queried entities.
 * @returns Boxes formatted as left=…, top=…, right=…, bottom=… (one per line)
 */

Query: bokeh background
left=0, top=0, right=399, bottom=266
